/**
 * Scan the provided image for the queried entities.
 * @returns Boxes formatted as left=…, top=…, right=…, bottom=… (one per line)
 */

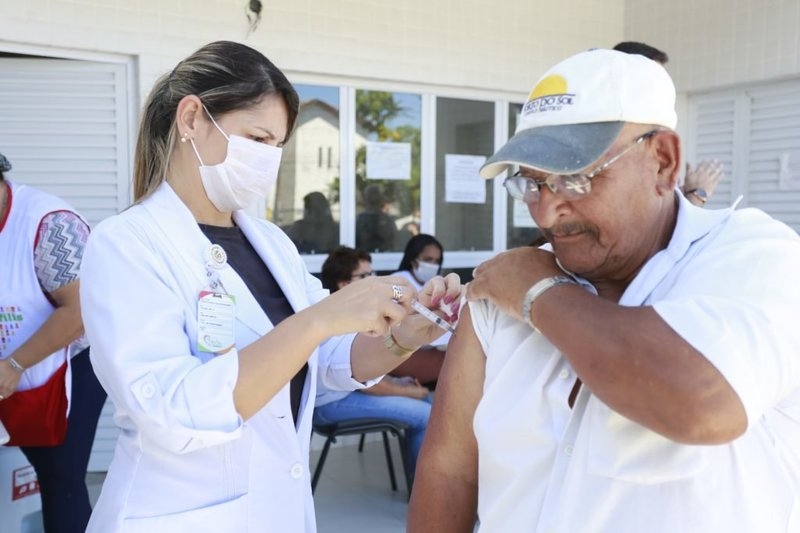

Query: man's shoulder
left=728, top=207, right=798, bottom=235
left=717, top=207, right=800, bottom=252
left=678, top=206, right=800, bottom=287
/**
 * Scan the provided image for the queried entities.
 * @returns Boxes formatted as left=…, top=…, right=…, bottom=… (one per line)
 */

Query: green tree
left=329, top=90, right=421, bottom=215
left=356, top=91, right=404, bottom=140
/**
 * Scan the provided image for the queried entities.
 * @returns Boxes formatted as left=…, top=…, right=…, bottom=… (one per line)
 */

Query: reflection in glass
left=354, top=90, right=421, bottom=253
left=435, top=97, right=495, bottom=251
left=271, top=84, right=341, bottom=254
left=284, top=191, right=338, bottom=253
left=505, top=102, right=544, bottom=249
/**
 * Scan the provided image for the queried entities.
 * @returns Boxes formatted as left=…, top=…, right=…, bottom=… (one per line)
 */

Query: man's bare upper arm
left=422, top=304, right=484, bottom=469
left=408, top=305, right=486, bottom=533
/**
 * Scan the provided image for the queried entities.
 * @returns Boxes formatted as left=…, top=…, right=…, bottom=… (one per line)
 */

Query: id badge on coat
left=197, top=290, right=236, bottom=354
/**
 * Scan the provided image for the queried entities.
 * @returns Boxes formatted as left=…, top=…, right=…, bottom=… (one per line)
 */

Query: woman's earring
left=180, top=132, right=188, bottom=143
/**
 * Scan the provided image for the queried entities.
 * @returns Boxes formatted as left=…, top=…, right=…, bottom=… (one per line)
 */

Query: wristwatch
left=686, top=188, right=708, bottom=204
left=522, top=276, right=578, bottom=332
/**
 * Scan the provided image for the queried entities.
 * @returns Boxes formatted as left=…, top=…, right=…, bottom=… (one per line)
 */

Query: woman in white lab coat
left=79, top=41, right=461, bottom=533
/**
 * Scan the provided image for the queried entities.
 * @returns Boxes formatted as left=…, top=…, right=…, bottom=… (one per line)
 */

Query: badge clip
left=205, top=244, right=228, bottom=270
left=204, top=244, right=228, bottom=293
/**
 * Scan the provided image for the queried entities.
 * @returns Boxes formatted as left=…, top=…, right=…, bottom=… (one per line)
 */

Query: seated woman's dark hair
left=398, top=233, right=443, bottom=272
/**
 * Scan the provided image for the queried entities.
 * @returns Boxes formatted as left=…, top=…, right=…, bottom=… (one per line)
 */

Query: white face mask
left=412, top=260, right=440, bottom=284
left=189, top=107, right=283, bottom=212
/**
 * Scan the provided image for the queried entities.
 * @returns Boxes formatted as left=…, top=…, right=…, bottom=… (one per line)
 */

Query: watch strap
left=522, top=276, right=577, bottom=332
left=686, top=188, right=708, bottom=204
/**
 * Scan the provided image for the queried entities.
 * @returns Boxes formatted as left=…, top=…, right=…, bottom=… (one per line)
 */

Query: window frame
left=284, top=76, right=522, bottom=273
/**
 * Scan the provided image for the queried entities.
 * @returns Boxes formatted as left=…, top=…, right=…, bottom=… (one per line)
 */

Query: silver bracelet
left=6, top=356, right=25, bottom=373
left=521, top=276, right=577, bottom=331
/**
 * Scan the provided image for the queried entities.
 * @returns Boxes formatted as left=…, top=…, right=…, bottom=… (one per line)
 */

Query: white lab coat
left=80, top=183, right=366, bottom=532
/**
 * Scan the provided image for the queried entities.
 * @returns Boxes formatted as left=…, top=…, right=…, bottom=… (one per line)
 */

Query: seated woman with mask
left=317, top=246, right=434, bottom=484
left=389, top=234, right=450, bottom=388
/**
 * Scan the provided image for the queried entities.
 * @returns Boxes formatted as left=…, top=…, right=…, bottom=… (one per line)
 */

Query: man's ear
left=336, top=280, right=350, bottom=291
left=652, top=130, right=682, bottom=195
left=175, top=95, right=204, bottom=140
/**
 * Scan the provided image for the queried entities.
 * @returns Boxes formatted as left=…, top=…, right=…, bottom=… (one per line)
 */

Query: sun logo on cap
left=528, top=75, right=568, bottom=101
left=523, top=74, right=574, bottom=116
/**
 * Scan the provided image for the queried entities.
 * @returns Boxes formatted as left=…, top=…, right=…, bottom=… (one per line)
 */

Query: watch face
left=694, top=188, right=708, bottom=199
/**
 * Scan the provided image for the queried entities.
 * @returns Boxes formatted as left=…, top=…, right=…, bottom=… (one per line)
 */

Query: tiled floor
left=86, top=435, right=409, bottom=532
left=312, top=435, right=409, bottom=533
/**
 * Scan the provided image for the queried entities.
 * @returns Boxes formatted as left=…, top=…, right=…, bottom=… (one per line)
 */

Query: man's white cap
left=479, top=48, right=677, bottom=179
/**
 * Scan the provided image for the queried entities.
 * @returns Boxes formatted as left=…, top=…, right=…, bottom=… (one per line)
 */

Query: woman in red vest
left=0, top=152, right=106, bottom=533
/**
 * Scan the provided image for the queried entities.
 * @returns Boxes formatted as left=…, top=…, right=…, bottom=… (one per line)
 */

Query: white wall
left=0, top=0, right=625, bottom=103
left=623, top=0, right=800, bottom=234
left=2, top=1, right=799, bottom=115
left=623, top=0, right=800, bottom=93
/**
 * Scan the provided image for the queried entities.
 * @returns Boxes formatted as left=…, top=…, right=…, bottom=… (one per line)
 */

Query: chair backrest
left=311, top=418, right=411, bottom=495
left=313, top=418, right=409, bottom=438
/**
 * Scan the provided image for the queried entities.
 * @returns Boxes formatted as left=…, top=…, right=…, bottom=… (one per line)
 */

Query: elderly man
left=408, top=49, right=800, bottom=532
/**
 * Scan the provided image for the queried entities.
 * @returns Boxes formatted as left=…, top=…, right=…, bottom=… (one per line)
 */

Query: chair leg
left=381, top=431, right=398, bottom=491
left=312, top=436, right=335, bottom=493
left=396, top=430, right=412, bottom=498
left=358, top=433, right=366, bottom=452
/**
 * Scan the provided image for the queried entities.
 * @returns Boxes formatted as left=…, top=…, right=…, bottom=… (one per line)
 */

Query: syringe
left=410, top=299, right=456, bottom=335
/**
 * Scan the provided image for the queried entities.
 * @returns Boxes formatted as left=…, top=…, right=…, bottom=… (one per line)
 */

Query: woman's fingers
left=419, top=273, right=462, bottom=306
left=322, top=273, right=465, bottom=341
left=326, top=275, right=415, bottom=335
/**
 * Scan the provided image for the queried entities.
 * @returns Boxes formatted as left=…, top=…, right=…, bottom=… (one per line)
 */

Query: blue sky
left=296, top=83, right=421, bottom=129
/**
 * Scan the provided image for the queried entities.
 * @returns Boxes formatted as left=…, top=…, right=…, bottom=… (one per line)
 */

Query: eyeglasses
left=503, top=130, right=658, bottom=203
left=351, top=271, right=375, bottom=280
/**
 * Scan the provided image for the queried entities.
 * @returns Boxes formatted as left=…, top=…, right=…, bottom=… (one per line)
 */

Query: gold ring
left=391, top=285, right=404, bottom=301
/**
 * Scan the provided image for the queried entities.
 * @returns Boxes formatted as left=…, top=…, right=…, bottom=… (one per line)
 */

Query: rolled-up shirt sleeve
left=315, top=332, right=380, bottom=392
